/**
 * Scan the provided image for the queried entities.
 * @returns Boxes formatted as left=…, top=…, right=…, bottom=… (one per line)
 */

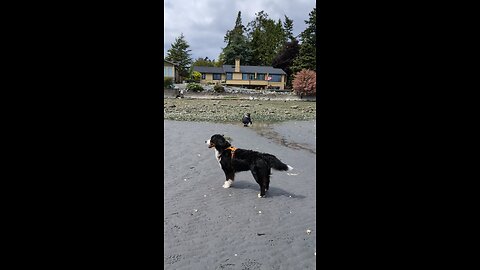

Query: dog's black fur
left=206, top=134, right=292, bottom=197
left=242, top=113, right=252, bottom=127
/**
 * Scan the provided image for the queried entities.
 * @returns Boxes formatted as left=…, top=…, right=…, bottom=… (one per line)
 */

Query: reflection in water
left=249, top=122, right=316, bottom=155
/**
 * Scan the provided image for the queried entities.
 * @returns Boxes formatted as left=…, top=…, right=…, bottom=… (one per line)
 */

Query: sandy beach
left=164, top=120, right=316, bottom=269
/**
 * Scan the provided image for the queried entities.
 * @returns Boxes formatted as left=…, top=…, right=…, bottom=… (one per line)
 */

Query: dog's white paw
left=223, top=180, right=233, bottom=188
left=258, top=193, right=266, bottom=198
left=287, top=165, right=294, bottom=171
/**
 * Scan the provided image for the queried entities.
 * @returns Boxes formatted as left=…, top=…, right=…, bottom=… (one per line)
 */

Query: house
left=164, top=59, right=180, bottom=83
left=192, top=58, right=287, bottom=90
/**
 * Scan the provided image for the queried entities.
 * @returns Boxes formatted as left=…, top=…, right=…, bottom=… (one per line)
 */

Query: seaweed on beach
left=163, top=99, right=316, bottom=123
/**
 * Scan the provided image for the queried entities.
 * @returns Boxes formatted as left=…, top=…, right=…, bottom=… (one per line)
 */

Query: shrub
left=191, top=71, right=202, bottom=82
left=292, top=69, right=316, bottom=96
left=186, top=82, right=204, bottom=92
left=213, top=83, right=225, bottom=93
left=164, top=78, right=173, bottom=89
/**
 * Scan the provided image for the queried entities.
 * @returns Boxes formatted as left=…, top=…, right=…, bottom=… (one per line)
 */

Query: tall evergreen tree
left=222, top=11, right=251, bottom=65
left=292, top=7, right=316, bottom=73
left=165, top=33, right=192, bottom=78
left=272, top=39, right=300, bottom=88
left=272, top=15, right=299, bottom=87
left=247, top=11, right=285, bottom=66
left=283, top=15, right=295, bottom=42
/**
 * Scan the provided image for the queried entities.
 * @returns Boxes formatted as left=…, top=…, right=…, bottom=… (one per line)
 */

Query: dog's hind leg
left=265, top=169, right=271, bottom=191
left=252, top=167, right=268, bottom=198
left=258, top=181, right=267, bottom=198
left=259, top=167, right=271, bottom=197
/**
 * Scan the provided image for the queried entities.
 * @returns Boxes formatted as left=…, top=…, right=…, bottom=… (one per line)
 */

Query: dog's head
left=205, top=134, right=230, bottom=149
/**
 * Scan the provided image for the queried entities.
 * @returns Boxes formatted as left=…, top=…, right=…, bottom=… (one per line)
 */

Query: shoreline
left=164, top=88, right=316, bottom=101
left=164, top=97, right=316, bottom=123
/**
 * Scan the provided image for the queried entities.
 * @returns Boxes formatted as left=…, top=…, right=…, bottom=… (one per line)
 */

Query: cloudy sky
left=164, top=0, right=316, bottom=62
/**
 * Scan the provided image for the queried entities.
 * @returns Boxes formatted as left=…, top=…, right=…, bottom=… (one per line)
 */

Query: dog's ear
left=216, top=137, right=226, bottom=148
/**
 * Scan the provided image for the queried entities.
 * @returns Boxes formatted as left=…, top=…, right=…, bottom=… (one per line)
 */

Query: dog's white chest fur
left=206, top=139, right=222, bottom=168
left=214, top=149, right=222, bottom=168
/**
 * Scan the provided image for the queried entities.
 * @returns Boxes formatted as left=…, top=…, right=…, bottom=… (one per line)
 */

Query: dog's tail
left=264, top=154, right=294, bottom=171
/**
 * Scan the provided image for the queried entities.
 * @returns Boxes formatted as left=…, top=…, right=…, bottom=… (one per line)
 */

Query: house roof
left=192, top=66, right=224, bottom=73
left=223, top=65, right=286, bottom=75
left=192, top=65, right=286, bottom=75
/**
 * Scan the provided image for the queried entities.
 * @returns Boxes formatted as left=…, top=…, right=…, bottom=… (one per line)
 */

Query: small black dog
left=205, top=134, right=293, bottom=198
left=242, top=113, right=252, bottom=127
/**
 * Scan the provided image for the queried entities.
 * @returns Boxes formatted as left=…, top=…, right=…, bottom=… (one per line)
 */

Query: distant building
left=193, top=58, right=287, bottom=90
left=164, top=59, right=180, bottom=83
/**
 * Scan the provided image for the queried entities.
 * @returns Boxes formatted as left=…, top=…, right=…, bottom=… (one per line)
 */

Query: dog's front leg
left=223, top=170, right=235, bottom=188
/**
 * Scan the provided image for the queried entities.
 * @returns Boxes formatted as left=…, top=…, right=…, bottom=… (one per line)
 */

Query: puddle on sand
left=249, top=122, right=316, bottom=155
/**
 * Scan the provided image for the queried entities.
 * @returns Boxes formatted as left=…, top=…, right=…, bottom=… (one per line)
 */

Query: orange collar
left=225, top=146, right=237, bottom=158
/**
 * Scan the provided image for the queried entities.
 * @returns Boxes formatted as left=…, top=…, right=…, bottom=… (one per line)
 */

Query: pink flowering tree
left=292, top=69, right=316, bottom=97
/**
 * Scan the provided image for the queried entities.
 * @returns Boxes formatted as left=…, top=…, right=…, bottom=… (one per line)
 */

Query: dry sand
left=164, top=120, right=316, bottom=269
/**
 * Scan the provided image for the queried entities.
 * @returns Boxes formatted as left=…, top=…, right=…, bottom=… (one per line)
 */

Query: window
left=201, top=73, right=206, bottom=79
left=242, top=73, right=254, bottom=80
left=164, top=66, right=173, bottom=77
left=213, top=73, right=221, bottom=80
left=270, top=74, right=282, bottom=82
left=257, top=73, right=265, bottom=80
left=226, top=73, right=232, bottom=80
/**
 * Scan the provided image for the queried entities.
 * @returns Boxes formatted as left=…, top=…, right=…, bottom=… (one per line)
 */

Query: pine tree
left=247, top=11, right=285, bottom=66
left=292, top=7, right=316, bottom=73
left=271, top=15, right=301, bottom=88
left=283, top=15, right=295, bottom=42
left=165, top=33, right=192, bottom=78
left=222, top=11, right=251, bottom=65
left=272, top=39, right=300, bottom=88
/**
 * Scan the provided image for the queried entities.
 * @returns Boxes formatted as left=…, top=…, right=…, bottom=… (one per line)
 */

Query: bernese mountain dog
left=205, top=134, right=293, bottom=198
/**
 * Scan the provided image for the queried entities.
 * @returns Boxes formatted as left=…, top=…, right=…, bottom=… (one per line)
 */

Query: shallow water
left=165, top=119, right=316, bottom=154
left=248, top=121, right=316, bottom=155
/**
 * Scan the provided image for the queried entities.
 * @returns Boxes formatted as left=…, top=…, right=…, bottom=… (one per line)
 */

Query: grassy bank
left=164, top=98, right=316, bottom=123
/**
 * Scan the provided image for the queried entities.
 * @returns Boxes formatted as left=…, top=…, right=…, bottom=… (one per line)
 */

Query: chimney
left=235, top=58, right=240, bottom=73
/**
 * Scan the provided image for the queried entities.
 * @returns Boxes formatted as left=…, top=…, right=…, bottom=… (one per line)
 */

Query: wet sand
left=164, top=120, right=316, bottom=269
